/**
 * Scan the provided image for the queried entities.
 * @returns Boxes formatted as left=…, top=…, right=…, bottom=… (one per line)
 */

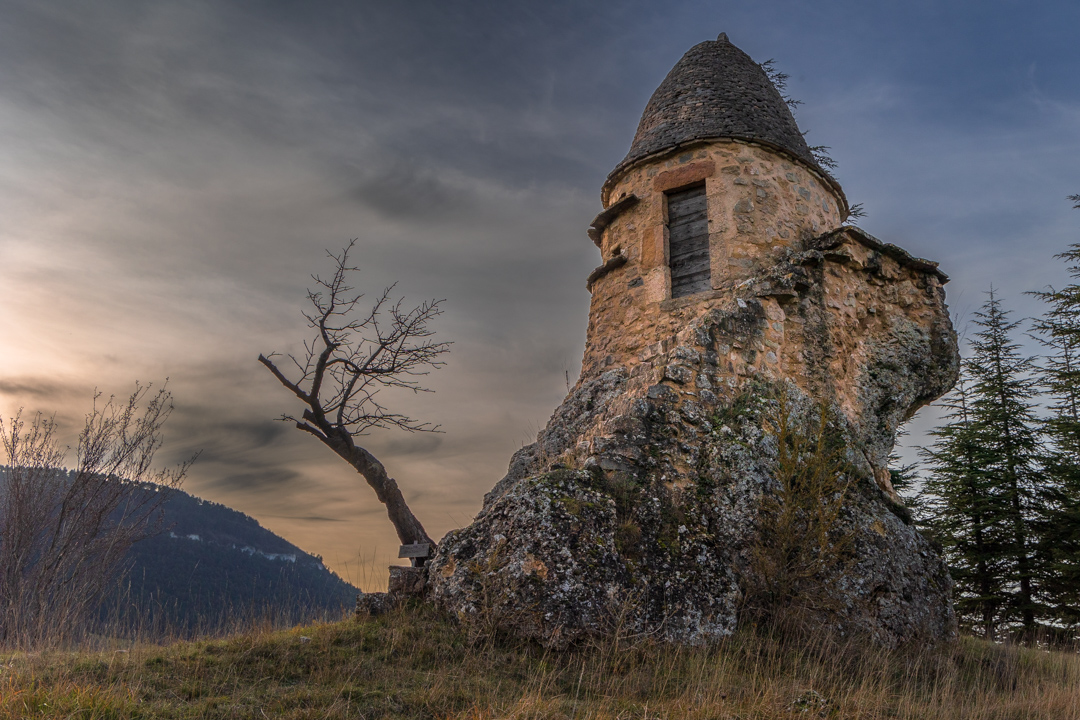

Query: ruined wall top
left=611, top=33, right=829, bottom=188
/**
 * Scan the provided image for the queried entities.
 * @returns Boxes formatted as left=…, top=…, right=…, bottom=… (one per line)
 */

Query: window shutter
left=667, top=186, right=711, bottom=298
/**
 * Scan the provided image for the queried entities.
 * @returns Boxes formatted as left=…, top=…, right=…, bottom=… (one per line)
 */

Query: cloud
left=379, top=433, right=445, bottom=457
left=348, top=162, right=476, bottom=222
left=207, top=468, right=303, bottom=493
left=265, top=515, right=347, bottom=524
left=0, top=378, right=69, bottom=401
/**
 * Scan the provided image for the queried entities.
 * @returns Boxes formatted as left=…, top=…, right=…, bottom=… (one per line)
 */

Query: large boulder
left=428, top=229, right=959, bottom=647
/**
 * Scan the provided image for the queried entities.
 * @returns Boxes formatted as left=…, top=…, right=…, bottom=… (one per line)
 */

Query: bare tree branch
left=0, top=383, right=191, bottom=649
left=260, top=240, right=450, bottom=552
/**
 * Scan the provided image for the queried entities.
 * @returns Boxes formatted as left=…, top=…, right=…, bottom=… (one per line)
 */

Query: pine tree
left=1029, top=217, right=1080, bottom=631
left=920, top=379, right=1009, bottom=638
left=921, top=291, right=1045, bottom=638
left=964, top=290, right=1045, bottom=635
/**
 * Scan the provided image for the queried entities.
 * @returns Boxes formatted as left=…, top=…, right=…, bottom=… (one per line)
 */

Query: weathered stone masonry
left=427, top=33, right=960, bottom=648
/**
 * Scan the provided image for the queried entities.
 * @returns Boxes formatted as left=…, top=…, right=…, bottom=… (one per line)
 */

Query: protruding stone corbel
left=586, top=250, right=628, bottom=291
left=587, top=194, right=640, bottom=247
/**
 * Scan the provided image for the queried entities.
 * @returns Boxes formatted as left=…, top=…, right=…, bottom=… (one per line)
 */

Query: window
left=667, top=185, right=710, bottom=298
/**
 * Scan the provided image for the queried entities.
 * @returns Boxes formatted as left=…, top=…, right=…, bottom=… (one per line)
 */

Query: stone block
left=664, top=364, right=695, bottom=384
left=673, top=345, right=701, bottom=363
left=388, top=566, right=426, bottom=597
left=653, top=160, right=715, bottom=192
left=643, top=268, right=667, bottom=304
left=640, top=226, right=665, bottom=269
left=355, top=592, right=395, bottom=617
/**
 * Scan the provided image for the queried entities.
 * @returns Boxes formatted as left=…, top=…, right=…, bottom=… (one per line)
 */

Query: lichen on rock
left=428, top=231, right=959, bottom=646
left=429, top=363, right=955, bottom=647
left=428, top=237, right=959, bottom=646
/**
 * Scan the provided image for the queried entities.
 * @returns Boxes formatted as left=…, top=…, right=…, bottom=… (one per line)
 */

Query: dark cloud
left=206, top=467, right=302, bottom=493
left=0, top=378, right=68, bottom=400
left=190, top=419, right=292, bottom=454
left=346, top=161, right=477, bottom=222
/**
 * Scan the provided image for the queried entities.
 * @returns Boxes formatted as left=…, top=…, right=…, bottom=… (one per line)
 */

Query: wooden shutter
left=667, top=185, right=710, bottom=298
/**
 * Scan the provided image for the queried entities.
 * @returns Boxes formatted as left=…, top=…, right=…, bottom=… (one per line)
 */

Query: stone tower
left=429, top=35, right=960, bottom=647
left=583, top=33, right=846, bottom=377
left=578, top=34, right=954, bottom=499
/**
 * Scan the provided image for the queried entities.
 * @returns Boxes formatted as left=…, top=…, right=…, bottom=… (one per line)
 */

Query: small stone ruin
left=419, top=34, right=959, bottom=647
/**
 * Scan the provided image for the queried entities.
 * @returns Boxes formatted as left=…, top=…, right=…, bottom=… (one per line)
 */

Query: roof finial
left=717, top=32, right=729, bottom=43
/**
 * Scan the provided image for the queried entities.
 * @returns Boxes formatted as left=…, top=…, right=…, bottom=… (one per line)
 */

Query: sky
left=1, top=1, right=1078, bottom=589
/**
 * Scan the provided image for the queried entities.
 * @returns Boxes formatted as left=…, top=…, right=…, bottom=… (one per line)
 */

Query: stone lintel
left=653, top=160, right=715, bottom=193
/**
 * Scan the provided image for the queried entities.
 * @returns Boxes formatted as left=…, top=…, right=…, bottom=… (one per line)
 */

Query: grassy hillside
left=3, top=604, right=1079, bottom=719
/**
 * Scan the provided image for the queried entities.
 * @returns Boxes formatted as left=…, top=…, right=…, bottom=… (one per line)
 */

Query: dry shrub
left=0, top=384, right=190, bottom=649
left=743, top=391, right=857, bottom=634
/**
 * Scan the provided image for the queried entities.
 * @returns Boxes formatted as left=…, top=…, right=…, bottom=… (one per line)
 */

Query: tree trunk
left=349, top=445, right=434, bottom=548
left=323, top=431, right=434, bottom=548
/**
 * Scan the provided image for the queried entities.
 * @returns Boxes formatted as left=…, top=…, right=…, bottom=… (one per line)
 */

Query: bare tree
left=0, top=384, right=188, bottom=648
left=259, top=241, right=449, bottom=550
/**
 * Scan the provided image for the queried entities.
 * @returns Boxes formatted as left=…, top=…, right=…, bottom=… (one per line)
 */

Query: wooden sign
left=398, top=543, right=431, bottom=559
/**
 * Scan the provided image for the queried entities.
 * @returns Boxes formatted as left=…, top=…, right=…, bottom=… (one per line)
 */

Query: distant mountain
left=1, top=467, right=359, bottom=637
left=103, top=486, right=359, bottom=637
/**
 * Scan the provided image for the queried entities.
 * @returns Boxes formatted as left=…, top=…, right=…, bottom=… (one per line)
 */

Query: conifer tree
left=964, top=290, right=1045, bottom=635
left=920, top=379, right=1008, bottom=638
left=921, top=291, right=1045, bottom=637
left=1029, top=206, right=1080, bottom=631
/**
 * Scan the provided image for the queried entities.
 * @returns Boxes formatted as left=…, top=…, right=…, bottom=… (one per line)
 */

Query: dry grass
left=2, top=603, right=1080, bottom=719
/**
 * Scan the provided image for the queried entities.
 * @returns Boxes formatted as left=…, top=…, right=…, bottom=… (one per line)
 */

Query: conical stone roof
left=612, top=33, right=819, bottom=179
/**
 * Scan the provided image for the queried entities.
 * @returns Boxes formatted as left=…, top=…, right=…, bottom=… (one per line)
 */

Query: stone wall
left=586, top=139, right=843, bottom=380
left=583, top=164, right=952, bottom=501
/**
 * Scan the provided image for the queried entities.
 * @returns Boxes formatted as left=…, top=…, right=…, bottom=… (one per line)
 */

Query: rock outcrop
left=425, top=34, right=960, bottom=648
left=428, top=227, right=958, bottom=647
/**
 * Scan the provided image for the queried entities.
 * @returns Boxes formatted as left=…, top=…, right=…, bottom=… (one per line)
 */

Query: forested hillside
left=103, top=486, right=358, bottom=636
